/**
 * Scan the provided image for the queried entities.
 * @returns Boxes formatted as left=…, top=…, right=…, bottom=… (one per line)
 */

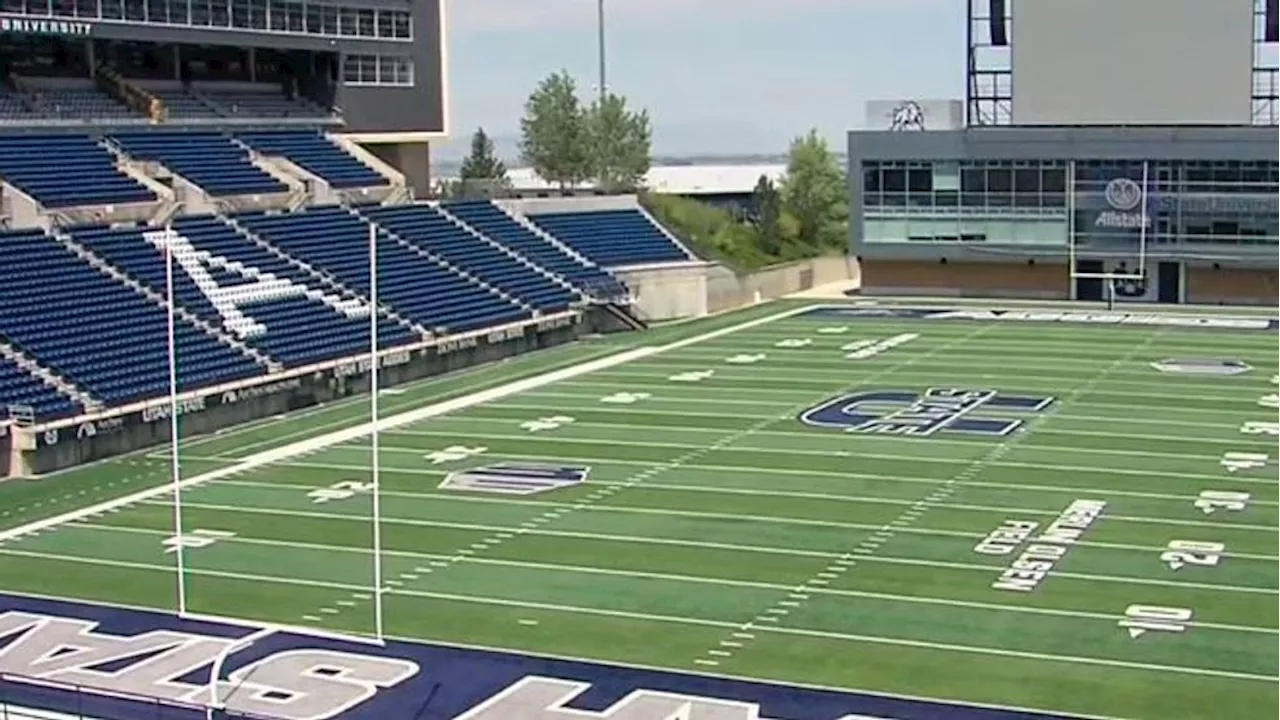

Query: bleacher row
left=0, top=131, right=385, bottom=207
left=0, top=195, right=693, bottom=419
left=0, top=84, right=327, bottom=123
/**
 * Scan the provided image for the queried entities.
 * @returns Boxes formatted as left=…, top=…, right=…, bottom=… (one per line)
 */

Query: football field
left=0, top=302, right=1276, bottom=719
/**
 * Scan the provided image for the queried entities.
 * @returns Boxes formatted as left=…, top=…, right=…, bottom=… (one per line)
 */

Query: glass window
left=210, top=0, right=228, bottom=25
left=26, top=0, right=50, bottom=15
left=267, top=0, right=285, bottom=29
left=1013, top=168, right=1039, bottom=194
left=100, top=0, right=122, bottom=18
left=356, top=7, right=374, bottom=36
left=124, top=0, right=144, bottom=20
left=393, top=9, right=410, bottom=38
left=51, top=0, right=75, bottom=17
left=881, top=168, right=905, bottom=193
left=319, top=4, right=336, bottom=34
left=906, top=168, right=931, bottom=193
left=1041, top=167, right=1065, bottom=194
left=190, top=0, right=209, bottom=24
left=986, top=168, right=1012, bottom=194
left=305, top=2, right=322, bottom=33
left=75, top=0, right=97, bottom=18
left=960, top=167, right=985, bottom=193
left=284, top=0, right=302, bottom=30
left=230, top=0, right=249, bottom=27
left=862, top=167, right=880, bottom=192
left=339, top=6, right=357, bottom=35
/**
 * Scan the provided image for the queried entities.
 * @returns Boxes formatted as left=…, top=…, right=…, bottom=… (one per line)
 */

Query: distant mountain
left=432, top=123, right=803, bottom=163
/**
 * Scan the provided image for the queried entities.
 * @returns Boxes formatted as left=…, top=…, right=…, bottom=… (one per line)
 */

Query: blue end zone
left=0, top=593, right=1084, bottom=720
left=801, top=306, right=1279, bottom=331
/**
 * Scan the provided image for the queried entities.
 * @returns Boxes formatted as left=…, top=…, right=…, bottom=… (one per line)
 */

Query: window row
left=0, top=0, right=413, bottom=39
left=864, top=191, right=1070, bottom=210
left=342, top=54, right=412, bottom=86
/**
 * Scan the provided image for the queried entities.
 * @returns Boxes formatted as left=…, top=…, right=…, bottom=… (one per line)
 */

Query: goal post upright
left=368, top=219, right=385, bottom=643
left=164, top=226, right=189, bottom=616
left=1067, top=160, right=1153, bottom=287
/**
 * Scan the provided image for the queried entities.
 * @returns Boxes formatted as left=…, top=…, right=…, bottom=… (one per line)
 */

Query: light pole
left=596, top=0, right=607, bottom=101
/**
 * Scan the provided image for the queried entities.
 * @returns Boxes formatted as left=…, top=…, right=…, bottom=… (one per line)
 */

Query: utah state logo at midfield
left=800, top=388, right=1056, bottom=437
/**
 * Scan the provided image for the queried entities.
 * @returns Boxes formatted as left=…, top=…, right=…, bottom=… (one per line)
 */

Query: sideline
left=0, top=304, right=814, bottom=543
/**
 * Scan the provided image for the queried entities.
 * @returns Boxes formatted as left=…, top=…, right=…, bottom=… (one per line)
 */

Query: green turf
left=0, top=302, right=1276, bottom=720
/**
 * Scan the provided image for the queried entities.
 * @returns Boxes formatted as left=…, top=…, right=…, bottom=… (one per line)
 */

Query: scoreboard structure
left=848, top=0, right=1280, bottom=306
left=0, top=0, right=449, bottom=190
left=967, top=0, right=1277, bottom=126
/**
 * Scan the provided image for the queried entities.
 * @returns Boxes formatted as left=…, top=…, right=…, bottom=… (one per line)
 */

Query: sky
left=442, top=0, right=968, bottom=159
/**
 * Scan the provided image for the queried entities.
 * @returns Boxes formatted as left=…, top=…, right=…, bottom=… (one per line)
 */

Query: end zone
left=0, top=593, right=1092, bottom=720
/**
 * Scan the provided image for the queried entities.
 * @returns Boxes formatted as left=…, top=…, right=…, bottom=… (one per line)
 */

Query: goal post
left=1067, top=160, right=1153, bottom=303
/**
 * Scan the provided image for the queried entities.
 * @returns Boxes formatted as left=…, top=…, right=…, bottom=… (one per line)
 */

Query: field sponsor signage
left=0, top=593, right=1074, bottom=720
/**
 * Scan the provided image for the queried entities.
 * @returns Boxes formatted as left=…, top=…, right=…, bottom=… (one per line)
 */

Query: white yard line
left=0, top=546, right=1271, bottom=684
left=202, top=477, right=1276, bottom=533
left=58, top=521, right=1280, bottom=636
left=137, top=499, right=1280, bottom=563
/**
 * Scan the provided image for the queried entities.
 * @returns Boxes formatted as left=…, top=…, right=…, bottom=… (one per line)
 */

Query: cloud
left=449, top=0, right=877, bottom=34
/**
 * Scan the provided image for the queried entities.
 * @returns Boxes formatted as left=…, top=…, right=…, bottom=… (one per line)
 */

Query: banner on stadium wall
left=1076, top=171, right=1155, bottom=233
left=0, top=15, right=93, bottom=36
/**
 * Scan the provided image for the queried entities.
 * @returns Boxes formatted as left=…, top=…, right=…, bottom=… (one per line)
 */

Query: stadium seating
left=236, top=206, right=533, bottom=333
left=149, top=87, right=221, bottom=119
left=39, top=89, right=138, bottom=120
left=68, top=218, right=417, bottom=368
left=0, top=135, right=154, bottom=208
left=237, top=132, right=388, bottom=188
left=0, top=87, right=40, bottom=121
left=442, top=201, right=626, bottom=298
left=0, top=356, right=78, bottom=419
left=111, top=131, right=286, bottom=197
left=0, top=229, right=262, bottom=403
left=361, top=204, right=580, bottom=312
left=201, top=89, right=328, bottom=119
left=527, top=208, right=693, bottom=267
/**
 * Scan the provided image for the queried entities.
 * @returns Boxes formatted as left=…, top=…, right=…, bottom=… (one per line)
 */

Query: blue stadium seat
left=236, top=206, right=532, bottom=334
left=529, top=208, right=693, bottom=267
left=362, top=204, right=579, bottom=312
left=200, top=90, right=329, bottom=119
left=0, top=135, right=154, bottom=208
left=0, top=356, right=79, bottom=419
left=0, top=229, right=263, bottom=404
left=69, top=218, right=417, bottom=368
left=442, top=201, right=626, bottom=298
left=111, top=131, right=287, bottom=197
left=237, top=132, right=388, bottom=189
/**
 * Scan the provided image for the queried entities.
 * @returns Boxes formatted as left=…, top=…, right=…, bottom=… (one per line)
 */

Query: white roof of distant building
left=503, top=164, right=787, bottom=196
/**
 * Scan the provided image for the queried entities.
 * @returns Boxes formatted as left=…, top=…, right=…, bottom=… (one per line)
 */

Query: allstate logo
left=1104, top=178, right=1143, bottom=211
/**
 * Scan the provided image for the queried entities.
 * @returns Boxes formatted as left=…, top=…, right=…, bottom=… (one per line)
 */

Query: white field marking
left=17, top=522, right=1276, bottom=611
left=222, top=454, right=1280, bottom=503
left=208, top=477, right=1275, bottom=533
left=385, top=429, right=1240, bottom=463
left=395, top=418, right=1257, bottom=453
left=194, top=343, right=622, bottom=458
left=145, top=499, right=1280, bottom=563
left=561, top=375, right=1266, bottom=402
left=356, top=439, right=1280, bottom=486
left=464, top=403, right=1274, bottom=433
left=70, top=521, right=1274, bottom=635
left=0, top=305, right=818, bottom=544
left=517, top=390, right=1276, bottom=422
left=0, top=547, right=1270, bottom=685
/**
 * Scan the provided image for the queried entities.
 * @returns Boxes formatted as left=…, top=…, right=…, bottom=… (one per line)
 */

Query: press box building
left=848, top=0, right=1279, bottom=305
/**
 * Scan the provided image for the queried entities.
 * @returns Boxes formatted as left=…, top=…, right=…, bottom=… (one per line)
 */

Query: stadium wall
left=6, top=310, right=623, bottom=477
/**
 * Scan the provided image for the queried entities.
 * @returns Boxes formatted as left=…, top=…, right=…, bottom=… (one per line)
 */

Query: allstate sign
left=1094, top=178, right=1150, bottom=230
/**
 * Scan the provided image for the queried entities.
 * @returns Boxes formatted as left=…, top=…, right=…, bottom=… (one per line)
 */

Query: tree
left=459, top=127, right=507, bottom=182
left=585, top=93, right=651, bottom=192
left=780, top=129, right=848, bottom=251
left=519, top=71, right=591, bottom=189
left=750, top=174, right=783, bottom=255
